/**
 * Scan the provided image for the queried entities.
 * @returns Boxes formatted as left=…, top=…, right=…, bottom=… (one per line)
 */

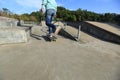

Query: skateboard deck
left=47, top=35, right=56, bottom=42
left=46, top=26, right=62, bottom=42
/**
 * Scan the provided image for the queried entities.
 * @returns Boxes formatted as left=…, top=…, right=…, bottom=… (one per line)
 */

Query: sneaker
left=50, top=33, right=57, bottom=39
left=52, top=35, right=57, bottom=39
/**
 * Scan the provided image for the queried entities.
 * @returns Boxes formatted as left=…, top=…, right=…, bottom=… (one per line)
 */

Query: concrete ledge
left=0, top=27, right=30, bottom=44
left=0, top=17, right=18, bottom=28
left=0, top=21, right=18, bottom=28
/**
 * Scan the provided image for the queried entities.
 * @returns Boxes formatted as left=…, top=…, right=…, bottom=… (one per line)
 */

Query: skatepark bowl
left=0, top=17, right=120, bottom=80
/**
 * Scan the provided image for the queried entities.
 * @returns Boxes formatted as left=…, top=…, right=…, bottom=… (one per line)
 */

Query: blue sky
left=0, top=0, right=119, bottom=14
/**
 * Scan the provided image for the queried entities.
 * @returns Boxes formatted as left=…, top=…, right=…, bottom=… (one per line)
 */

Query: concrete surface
left=0, top=25, right=120, bottom=80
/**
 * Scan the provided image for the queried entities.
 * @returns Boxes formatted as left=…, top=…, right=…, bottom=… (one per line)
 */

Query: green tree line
left=0, top=7, right=120, bottom=25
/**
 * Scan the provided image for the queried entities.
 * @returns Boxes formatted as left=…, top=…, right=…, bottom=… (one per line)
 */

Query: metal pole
left=63, top=22, right=67, bottom=29
left=10, top=23, right=13, bottom=27
left=77, top=25, right=81, bottom=41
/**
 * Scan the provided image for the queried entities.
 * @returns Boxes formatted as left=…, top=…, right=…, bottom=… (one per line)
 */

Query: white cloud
left=16, top=0, right=42, bottom=8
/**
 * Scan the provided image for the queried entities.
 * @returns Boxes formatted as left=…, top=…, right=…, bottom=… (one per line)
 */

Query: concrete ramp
left=82, top=21, right=120, bottom=44
left=66, top=21, right=120, bottom=44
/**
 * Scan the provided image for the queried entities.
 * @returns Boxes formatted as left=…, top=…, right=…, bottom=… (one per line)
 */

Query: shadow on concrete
left=42, top=35, right=53, bottom=42
left=107, top=23, right=120, bottom=29
left=30, top=34, right=42, bottom=40
left=59, top=29, right=77, bottom=41
left=18, top=25, right=42, bottom=40
left=116, top=62, right=120, bottom=80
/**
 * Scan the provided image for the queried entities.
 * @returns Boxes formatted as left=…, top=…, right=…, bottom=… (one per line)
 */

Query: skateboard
left=46, top=26, right=62, bottom=42
left=47, top=35, right=56, bottom=42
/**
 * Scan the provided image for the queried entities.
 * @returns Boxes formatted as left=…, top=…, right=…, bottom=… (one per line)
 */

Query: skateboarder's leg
left=54, top=26, right=62, bottom=36
left=45, top=9, right=56, bottom=37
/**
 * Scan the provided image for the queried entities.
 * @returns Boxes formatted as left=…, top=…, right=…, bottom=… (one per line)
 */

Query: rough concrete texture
left=0, top=16, right=30, bottom=44
left=0, top=28, right=29, bottom=44
left=0, top=16, right=18, bottom=28
left=0, top=25, right=120, bottom=80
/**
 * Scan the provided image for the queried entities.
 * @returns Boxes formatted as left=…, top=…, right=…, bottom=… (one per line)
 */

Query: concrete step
left=0, top=21, right=17, bottom=28
left=0, top=27, right=30, bottom=44
left=0, top=17, right=18, bottom=28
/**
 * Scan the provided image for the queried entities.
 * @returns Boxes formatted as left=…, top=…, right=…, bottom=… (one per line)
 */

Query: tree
left=2, top=8, right=13, bottom=17
left=0, top=7, right=119, bottom=26
left=30, top=11, right=43, bottom=22
left=20, top=13, right=30, bottom=21
left=30, top=16, right=37, bottom=21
